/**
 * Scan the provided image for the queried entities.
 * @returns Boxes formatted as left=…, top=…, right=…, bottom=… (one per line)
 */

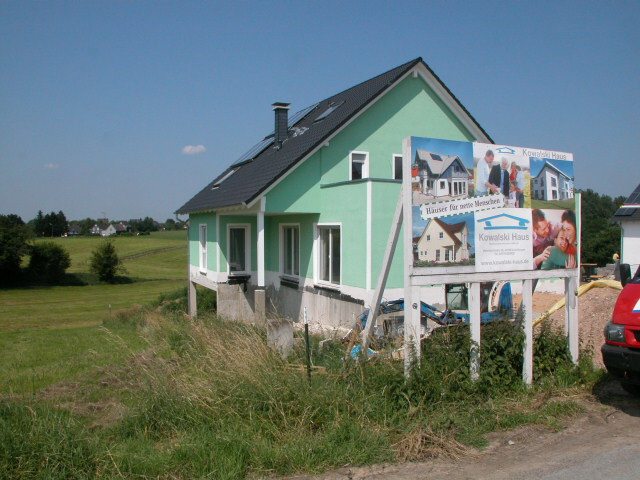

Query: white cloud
left=44, top=163, right=59, bottom=169
left=182, top=144, right=206, bottom=155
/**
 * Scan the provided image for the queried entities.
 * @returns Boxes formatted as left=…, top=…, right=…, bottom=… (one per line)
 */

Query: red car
left=602, top=264, right=640, bottom=394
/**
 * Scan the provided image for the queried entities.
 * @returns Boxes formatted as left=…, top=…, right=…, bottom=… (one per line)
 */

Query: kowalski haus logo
left=476, top=213, right=530, bottom=231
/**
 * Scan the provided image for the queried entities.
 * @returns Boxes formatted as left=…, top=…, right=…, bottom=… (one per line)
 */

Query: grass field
left=0, top=230, right=187, bottom=394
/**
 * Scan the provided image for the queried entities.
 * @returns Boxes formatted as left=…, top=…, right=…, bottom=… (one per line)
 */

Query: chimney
left=272, top=102, right=290, bottom=147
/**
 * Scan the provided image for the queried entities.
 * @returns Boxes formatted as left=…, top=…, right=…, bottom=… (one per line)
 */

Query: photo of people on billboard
left=531, top=208, right=577, bottom=270
left=473, top=143, right=531, bottom=209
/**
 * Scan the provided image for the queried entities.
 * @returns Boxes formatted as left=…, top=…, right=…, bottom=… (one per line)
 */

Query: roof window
left=313, top=101, right=345, bottom=123
left=211, top=168, right=238, bottom=189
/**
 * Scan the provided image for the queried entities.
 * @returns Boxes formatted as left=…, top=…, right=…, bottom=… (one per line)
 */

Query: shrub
left=28, top=242, right=71, bottom=283
left=89, top=240, right=123, bottom=283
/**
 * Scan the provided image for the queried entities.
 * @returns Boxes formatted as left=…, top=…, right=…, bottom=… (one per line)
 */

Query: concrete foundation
left=215, top=281, right=364, bottom=329
left=266, top=319, right=294, bottom=357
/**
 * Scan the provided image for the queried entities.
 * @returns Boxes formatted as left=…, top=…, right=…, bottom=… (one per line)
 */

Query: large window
left=228, top=225, right=249, bottom=273
left=281, top=225, right=300, bottom=278
left=393, top=154, right=403, bottom=180
left=317, top=225, right=341, bottom=285
left=199, top=224, right=207, bottom=272
left=350, top=152, right=368, bottom=180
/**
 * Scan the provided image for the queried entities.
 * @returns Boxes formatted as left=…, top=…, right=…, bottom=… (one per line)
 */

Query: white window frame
left=314, top=222, right=342, bottom=288
left=279, top=223, right=301, bottom=279
left=227, top=223, right=251, bottom=275
left=349, top=151, right=369, bottom=181
left=392, top=153, right=403, bottom=180
left=198, top=224, right=207, bottom=273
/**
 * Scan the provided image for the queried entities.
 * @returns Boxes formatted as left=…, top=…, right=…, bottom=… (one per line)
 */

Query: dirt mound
left=544, top=286, right=619, bottom=367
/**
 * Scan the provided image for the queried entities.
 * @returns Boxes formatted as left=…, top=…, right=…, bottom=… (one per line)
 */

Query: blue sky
left=1, top=1, right=638, bottom=221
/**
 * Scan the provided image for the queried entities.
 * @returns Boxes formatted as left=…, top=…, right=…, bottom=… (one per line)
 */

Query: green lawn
left=0, top=231, right=187, bottom=395
left=531, top=198, right=575, bottom=210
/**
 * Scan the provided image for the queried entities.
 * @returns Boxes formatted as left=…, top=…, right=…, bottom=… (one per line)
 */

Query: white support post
left=404, top=285, right=421, bottom=372
left=469, top=282, right=481, bottom=381
left=188, top=280, right=197, bottom=318
left=362, top=193, right=403, bottom=353
left=522, top=279, right=533, bottom=385
left=257, top=198, right=265, bottom=288
left=566, top=274, right=579, bottom=364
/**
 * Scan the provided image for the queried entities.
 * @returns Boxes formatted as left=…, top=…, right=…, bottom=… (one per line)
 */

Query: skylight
left=211, top=168, right=237, bottom=189
left=313, top=101, right=345, bottom=123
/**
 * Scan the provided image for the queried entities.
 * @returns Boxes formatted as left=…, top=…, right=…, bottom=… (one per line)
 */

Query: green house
left=176, top=57, right=492, bottom=326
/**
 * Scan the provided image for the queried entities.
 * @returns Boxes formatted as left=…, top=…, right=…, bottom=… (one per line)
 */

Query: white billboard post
left=400, top=136, right=580, bottom=382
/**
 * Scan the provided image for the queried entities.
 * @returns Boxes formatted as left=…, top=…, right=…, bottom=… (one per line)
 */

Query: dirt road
left=287, top=379, right=640, bottom=480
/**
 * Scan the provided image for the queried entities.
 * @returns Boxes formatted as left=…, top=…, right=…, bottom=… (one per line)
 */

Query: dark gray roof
left=176, top=57, right=492, bottom=214
left=613, top=182, right=640, bottom=220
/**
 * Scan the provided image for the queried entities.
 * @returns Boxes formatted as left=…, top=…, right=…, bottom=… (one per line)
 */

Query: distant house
left=532, top=161, right=574, bottom=201
left=416, top=218, right=470, bottom=263
left=67, top=223, right=81, bottom=236
left=115, top=222, right=128, bottom=234
left=413, top=150, right=470, bottom=199
left=612, top=182, right=640, bottom=273
left=101, top=224, right=117, bottom=237
left=90, top=224, right=102, bottom=236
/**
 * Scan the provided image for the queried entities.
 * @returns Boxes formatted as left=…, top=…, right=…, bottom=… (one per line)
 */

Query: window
left=350, top=152, right=368, bottom=180
left=228, top=225, right=249, bottom=273
left=426, top=234, right=430, bottom=241
left=439, top=232, right=444, bottom=239
left=281, top=225, right=300, bottom=277
left=445, top=249, right=450, bottom=261
left=439, top=180, right=446, bottom=189
left=317, top=225, right=340, bottom=285
left=393, top=154, right=403, bottom=180
left=435, top=249, right=440, bottom=261
left=199, top=224, right=207, bottom=272
left=551, top=176, right=557, bottom=187
left=552, top=190, right=558, bottom=200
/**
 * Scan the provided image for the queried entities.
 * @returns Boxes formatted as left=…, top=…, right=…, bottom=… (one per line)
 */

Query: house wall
left=543, top=168, right=558, bottom=201
left=621, top=220, right=640, bottom=272
left=265, top=74, right=476, bottom=295
left=417, top=221, right=453, bottom=263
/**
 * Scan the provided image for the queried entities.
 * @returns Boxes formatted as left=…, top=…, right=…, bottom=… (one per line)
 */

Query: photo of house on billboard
left=406, top=136, right=577, bottom=274
left=413, top=211, right=474, bottom=267
left=410, top=137, right=475, bottom=205
left=530, top=157, right=575, bottom=206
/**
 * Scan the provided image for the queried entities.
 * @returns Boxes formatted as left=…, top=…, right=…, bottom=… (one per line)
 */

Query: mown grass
left=1, top=293, right=602, bottom=479
left=0, top=231, right=187, bottom=396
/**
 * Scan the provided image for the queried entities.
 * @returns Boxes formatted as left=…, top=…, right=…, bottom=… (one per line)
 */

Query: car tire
left=621, top=381, right=640, bottom=396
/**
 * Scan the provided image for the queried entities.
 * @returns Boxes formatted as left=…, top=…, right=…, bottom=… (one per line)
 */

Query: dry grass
left=393, top=426, right=472, bottom=461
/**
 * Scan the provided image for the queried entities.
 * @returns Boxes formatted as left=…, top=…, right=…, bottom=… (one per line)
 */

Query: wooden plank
left=410, top=268, right=579, bottom=286
left=469, top=282, right=481, bottom=381
left=361, top=193, right=404, bottom=354
left=566, top=274, right=579, bottom=364
left=522, top=279, right=533, bottom=385
left=188, top=280, right=197, bottom=318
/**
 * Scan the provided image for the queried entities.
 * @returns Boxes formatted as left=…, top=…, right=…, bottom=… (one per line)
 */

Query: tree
left=579, top=189, right=625, bottom=266
left=28, top=242, right=71, bottom=283
left=0, top=214, right=30, bottom=284
left=89, top=240, right=123, bottom=283
left=164, top=218, right=176, bottom=230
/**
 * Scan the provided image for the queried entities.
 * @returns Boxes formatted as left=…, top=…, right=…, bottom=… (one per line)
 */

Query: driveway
left=287, top=379, right=640, bottom=480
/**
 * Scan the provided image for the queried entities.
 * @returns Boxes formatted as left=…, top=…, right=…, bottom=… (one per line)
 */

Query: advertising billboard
left=406, top=137, right=576, bottom=274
